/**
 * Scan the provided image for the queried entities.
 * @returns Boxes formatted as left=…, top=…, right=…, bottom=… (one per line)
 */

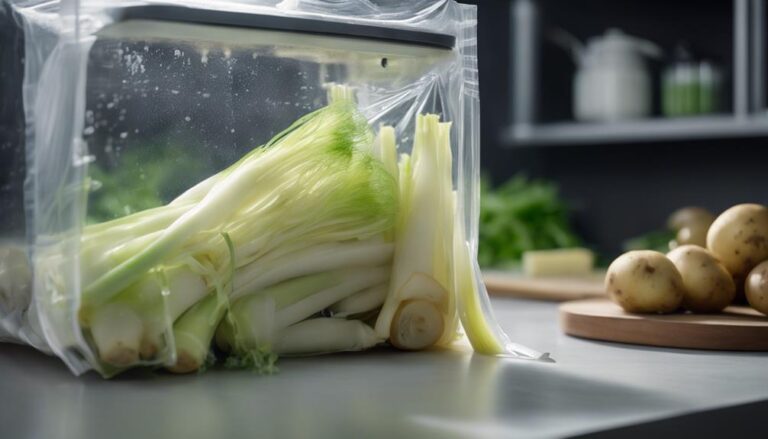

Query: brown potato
left=605, top=250, right=684, bottom=313
left=667, top=207, right=715, bottom=231
left=667, top=245, right=735, bottom=312
left=706, top=204, right=768, bottom=285
left=675, top=222, right=710, bottom=247
left=745, top=260, right=768, bottom=316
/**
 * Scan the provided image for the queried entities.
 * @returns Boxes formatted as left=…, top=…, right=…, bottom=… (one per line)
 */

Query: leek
left=274, top=318, right=380, bottom=355
left=374, top=114, right=458, bottom=350
left=56, top=86, right=512, bottom=375
left=78, top=98, right=398, bottom=371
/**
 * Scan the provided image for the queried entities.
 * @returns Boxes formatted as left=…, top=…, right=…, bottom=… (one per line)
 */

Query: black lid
left=116, top=5, right=455, bottom=50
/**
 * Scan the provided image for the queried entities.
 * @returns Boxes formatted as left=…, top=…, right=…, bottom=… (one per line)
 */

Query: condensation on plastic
left=3, top=0, right=548, bottom=375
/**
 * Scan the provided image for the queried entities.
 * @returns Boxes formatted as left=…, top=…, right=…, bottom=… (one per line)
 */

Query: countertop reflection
left=1, top=298, right=766, bottom=438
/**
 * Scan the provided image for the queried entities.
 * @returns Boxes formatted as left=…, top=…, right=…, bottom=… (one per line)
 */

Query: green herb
left=87, top=143, right=208, bottom=223
left=478, top=175, right=582, bottom=268
left=622, top=229, right=675, bottom=253
left=224, top=349, right=279, bottom=375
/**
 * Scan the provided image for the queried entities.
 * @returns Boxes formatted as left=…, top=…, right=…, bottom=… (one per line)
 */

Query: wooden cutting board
left=560, top=298, right=768, bottom=351
left=483, top=270, right=606, bottom=302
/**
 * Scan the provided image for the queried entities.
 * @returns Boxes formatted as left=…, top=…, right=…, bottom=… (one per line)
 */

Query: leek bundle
left=71, top=93, right=503, bottom=376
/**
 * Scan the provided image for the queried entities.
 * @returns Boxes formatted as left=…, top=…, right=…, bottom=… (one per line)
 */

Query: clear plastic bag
left=1, top=0, right=546, bottom=377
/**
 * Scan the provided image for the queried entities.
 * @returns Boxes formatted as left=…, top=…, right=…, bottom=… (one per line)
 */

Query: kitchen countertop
left=1, top=297, right=767, bottom=439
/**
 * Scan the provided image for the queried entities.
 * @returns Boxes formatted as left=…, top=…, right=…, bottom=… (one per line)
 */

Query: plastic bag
left=1, top=0, right=547, bottom=377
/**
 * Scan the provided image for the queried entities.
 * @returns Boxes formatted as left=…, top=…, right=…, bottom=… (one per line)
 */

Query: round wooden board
left=483, top=270, right=606, bottom=302
left=560, top=298, right=768, bottom=351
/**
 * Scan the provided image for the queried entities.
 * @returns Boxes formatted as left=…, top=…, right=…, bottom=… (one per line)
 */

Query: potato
left=667, top=207, right=715, bottom=231
left=605, top=250, right=684, bottom=313
left=675, top=223, right=710, bottom=247
left=667, top=245, right=735, bottom=312
left=745, top=260, right=768, bottom=316
left=706, top=204, right=768, bottom=284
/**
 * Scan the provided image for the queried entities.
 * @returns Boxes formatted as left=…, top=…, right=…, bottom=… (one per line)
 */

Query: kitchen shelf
left=504, top=115, right=768, bottom=146
left=507, top=0, right=768, bottom=147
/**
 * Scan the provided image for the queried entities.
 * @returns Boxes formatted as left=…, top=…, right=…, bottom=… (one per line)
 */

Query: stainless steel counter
left=1, top=297, right=766, bottom=438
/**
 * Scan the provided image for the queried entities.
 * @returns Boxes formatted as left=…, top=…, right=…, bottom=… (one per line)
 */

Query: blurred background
left=2, top=0, right=768, bottom=268
left=469, top=0, right=768, bottom=266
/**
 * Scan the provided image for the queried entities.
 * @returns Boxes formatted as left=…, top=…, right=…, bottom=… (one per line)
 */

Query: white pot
left=571, top=29, right=660, bottom=122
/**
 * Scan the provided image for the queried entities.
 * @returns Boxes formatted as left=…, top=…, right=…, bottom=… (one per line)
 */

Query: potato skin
left=667, top=245, right=736, bottom=313
left=706, top=204, right=768, bottom=285
left=675, top=222, right=710, bottom=247
left=745, top=260, right=768, bottom=316
left=668, top=207, right=715, bottom=231
left=605, top=250, right=685, bottom=313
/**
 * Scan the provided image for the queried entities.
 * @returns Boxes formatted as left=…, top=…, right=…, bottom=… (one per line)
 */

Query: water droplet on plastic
left=185, top=116, right=191, bottom=122
left=120, top=132, right=128, bottom=139
left=123, top=52, right=145, bottom=75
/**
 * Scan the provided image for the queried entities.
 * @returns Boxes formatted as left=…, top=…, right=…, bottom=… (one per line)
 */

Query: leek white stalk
left=217, top=272, right=340, bottom=352
left=329, top=283, right=388, bottom=317
left=276, top=267, right=389, bottom=329
left=87, top=264, right=211, bottom=364
left=232, top=240, right=393, bottom=300
left=218, top=268, right=386, bottom=357
left=167, top=293, right=227, bottom=374
left=375, top=114, right=457, bottom=349
left=90, top=303, right=143, bottom=367
left=274, top=318, right=381, bottom=355
left=215, top=295, right=276, bottom=353
left=373, top=125, right=399, bottom=184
